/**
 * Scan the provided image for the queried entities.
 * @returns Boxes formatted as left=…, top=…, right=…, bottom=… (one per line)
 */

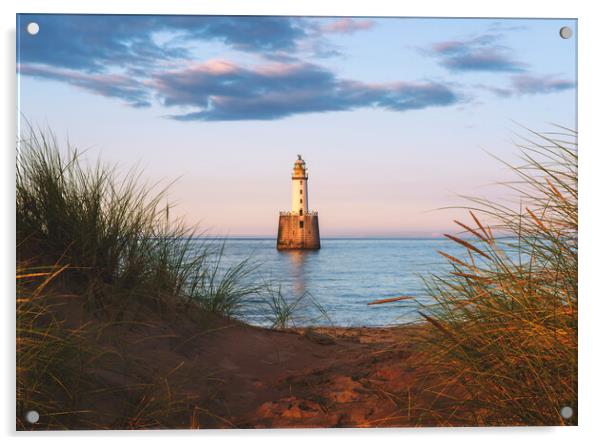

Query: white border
left=2, top=1, right=601, bottom=444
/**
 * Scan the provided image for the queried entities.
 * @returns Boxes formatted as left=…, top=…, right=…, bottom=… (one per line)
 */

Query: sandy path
left=53, top=295, right=460, bottom=429
left=185, top=323, right=438, bottom=428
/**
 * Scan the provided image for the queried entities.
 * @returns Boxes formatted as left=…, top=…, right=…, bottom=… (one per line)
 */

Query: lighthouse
left=277, top=155, right=321, bottom=250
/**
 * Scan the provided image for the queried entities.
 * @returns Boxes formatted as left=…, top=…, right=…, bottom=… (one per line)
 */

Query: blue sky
left=17, top=15, right=577, bottom=236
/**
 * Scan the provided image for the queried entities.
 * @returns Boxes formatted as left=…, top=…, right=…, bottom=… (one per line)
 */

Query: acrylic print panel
left=16, top=14, right=577, bottom=429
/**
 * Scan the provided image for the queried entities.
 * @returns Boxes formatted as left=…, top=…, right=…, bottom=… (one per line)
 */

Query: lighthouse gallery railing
left=279, top=211, right=318, bottom=216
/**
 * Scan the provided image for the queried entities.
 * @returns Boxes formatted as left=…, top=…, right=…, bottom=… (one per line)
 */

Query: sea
left=201, top=237, right=475, bottom=328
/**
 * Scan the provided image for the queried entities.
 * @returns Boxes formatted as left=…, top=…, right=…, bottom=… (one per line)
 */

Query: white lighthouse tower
left=291, top=155, right=309, bottom=215
left=277, top=155, right=321, bottom=250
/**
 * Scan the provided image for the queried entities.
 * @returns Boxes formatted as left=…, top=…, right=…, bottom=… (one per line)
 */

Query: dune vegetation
left=16, top=128, right=263, bottom=429
left=416, top=128, right=577, bottom=426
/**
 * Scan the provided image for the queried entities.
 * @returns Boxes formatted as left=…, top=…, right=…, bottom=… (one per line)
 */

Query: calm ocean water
left=202, top=238, right=473, bottom=327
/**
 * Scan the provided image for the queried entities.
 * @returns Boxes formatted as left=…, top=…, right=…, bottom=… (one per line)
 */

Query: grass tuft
left=262, top=284, right=332, bottom=329
left=417, top=128, right=577, bottom=426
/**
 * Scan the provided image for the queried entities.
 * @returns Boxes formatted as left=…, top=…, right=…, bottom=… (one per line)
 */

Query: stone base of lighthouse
left=277, top=214, right=321, bottom=250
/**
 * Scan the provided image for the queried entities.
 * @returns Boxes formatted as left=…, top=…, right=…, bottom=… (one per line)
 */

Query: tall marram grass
left=16, top=128, right=260, bottom=429
left=17, top=128, right=258, bottom=316
left=418, top=128, right=577, bottom=426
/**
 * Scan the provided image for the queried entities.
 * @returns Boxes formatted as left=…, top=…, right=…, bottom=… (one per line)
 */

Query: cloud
left=431, top=32, right=574, bottom=100
left=430, top=34, right=527, bottom=72
left=20, top=57, right=460, bottom=121
left=511, top=74, right=575, bottom=95
left=17, top=14, right=308, bottom=72
left=486, top=21, right=529, bottom=32
left=19, top=64, right=151, bottom=107
left=319, top=18, right=374, bottom=34
left=172, top=16, right=307, bottom=52
left=476, top=74, right=575, bottom=98
left=17, top=15, right=461, bottom=122
left=18, top=15, right=183, bottom=73
left=151, top=60, right=459, bottom=121
left=474, top=84, right=514, bottom=98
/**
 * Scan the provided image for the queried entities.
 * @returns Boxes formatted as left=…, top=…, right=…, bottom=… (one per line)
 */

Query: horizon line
left=191, top=235, right=479, bottom=240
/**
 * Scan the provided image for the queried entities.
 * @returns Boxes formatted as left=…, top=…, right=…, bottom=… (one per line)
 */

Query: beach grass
left=16, top=127, right=261, bottom=429
left=17, top=127, right=259, bottom=318
left=262, top=285, right=331, bottom=329
left=416, top=128, right=577, bottom=425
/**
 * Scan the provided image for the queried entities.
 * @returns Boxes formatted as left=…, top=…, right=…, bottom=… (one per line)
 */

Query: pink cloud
left=189, top=59, right=240, bottom=75
left=320, top=18, right=374, bottom=34
left=150, top=59, right=459, bottom=121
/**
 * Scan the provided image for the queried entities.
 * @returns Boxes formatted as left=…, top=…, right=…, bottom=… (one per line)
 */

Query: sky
left=16, top=15, right=577, bottom=237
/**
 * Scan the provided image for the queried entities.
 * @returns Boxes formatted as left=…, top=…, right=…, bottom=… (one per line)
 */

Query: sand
left=36, top=293, right=466, bottom=429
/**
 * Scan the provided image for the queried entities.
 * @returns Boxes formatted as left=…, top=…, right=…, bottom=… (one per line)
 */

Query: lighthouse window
left=299, top=190, right=302, bottom=194
left=300, top=199, right=303, bottom=203
left=299, top=221, right=304, bottom=228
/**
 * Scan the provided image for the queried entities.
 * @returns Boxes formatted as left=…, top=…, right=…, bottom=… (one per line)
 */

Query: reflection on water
left=279, top=249, right=316, bottom=296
